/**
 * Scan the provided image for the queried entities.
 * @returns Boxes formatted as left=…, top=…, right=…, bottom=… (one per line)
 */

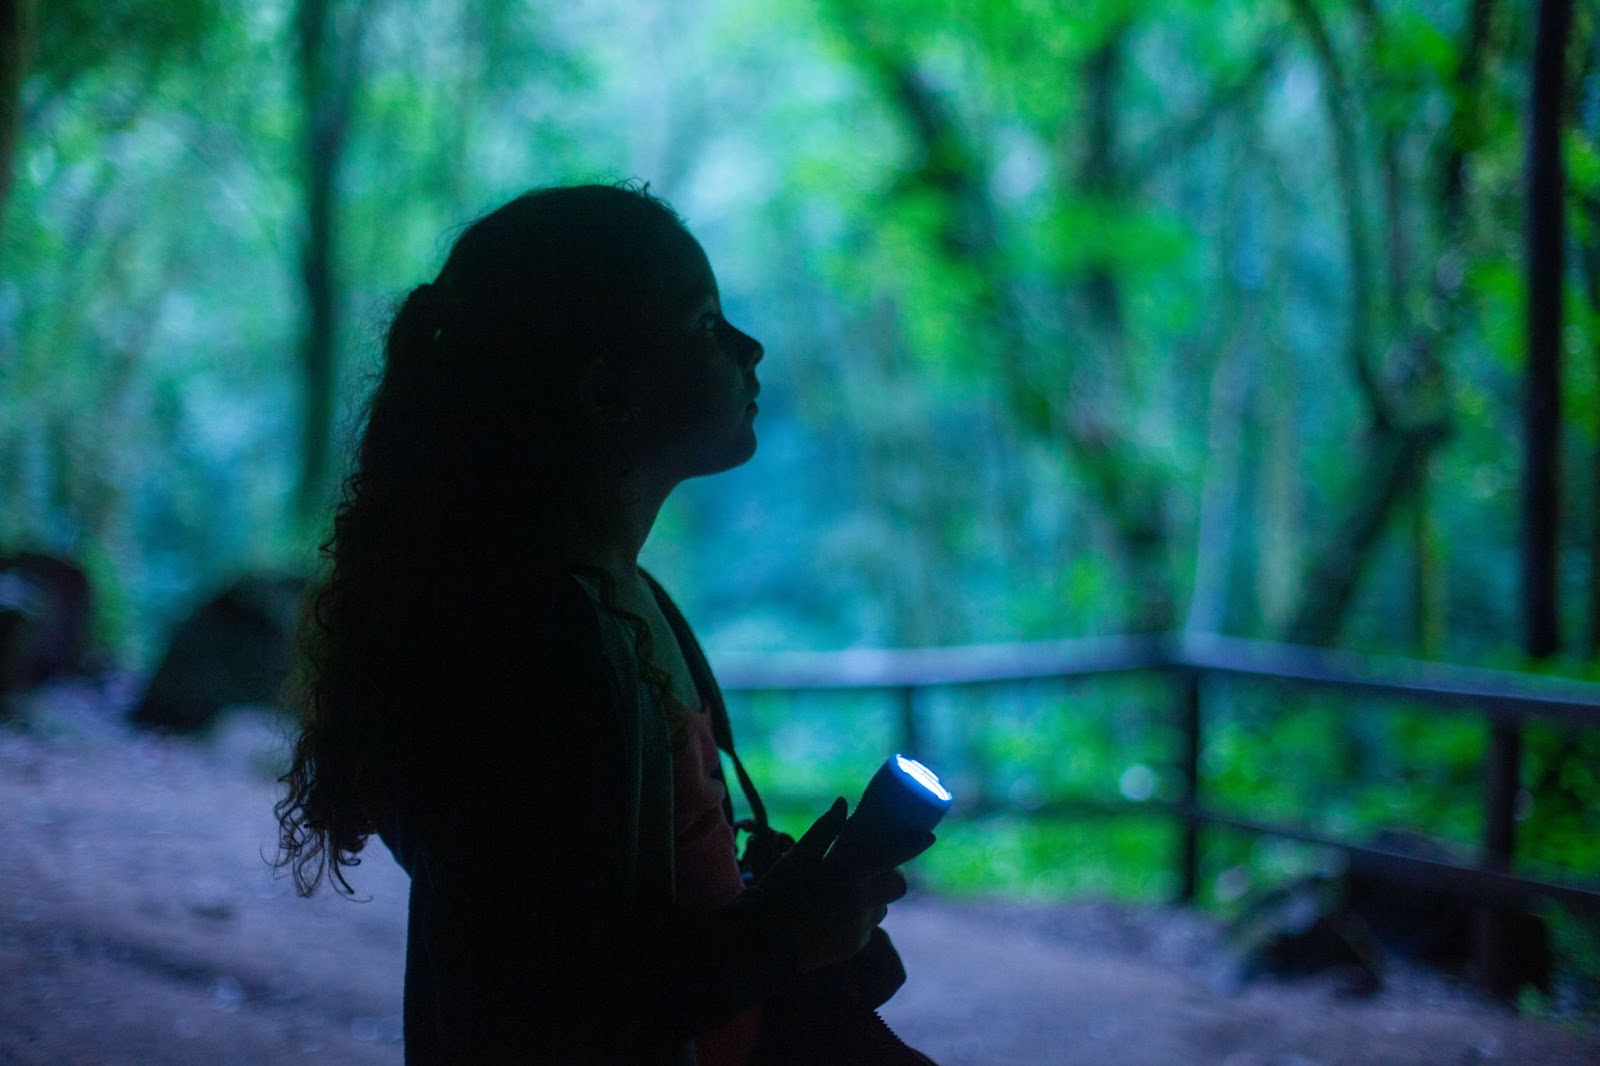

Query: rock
left=1226, top=830, right=1550, bottom=998
left=1347, top=831, right=1551, bottom=994
left=1227, top=874, right=1383, bottom=995
left=0, top=601, right=27, bottom=719
left=0, top=552, right=94, bottom=701
left=130, top=573, right=308, bottom=734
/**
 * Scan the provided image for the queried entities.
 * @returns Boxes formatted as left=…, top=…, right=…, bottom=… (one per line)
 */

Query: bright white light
left=896, top=756, right=952, bottom=801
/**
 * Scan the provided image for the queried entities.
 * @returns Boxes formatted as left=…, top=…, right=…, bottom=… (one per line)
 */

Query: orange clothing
left=671, top=699, right=764, bottom=1064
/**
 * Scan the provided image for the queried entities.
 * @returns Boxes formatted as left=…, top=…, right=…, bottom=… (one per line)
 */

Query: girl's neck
left=558, top=473, right=675, bottom=588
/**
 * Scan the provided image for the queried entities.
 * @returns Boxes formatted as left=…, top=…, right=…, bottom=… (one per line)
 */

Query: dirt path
left=1, top=705, right=1596, bottom=1065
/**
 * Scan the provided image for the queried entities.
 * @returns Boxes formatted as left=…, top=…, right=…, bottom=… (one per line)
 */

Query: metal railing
left=715, top=631, right=1600, bottom=991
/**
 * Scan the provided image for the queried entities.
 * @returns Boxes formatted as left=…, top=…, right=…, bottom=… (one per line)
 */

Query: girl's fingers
left=792, top=797, right=848, bottom=859
left=869, top=868, right=908, bottom=904
left=878, top=830, right=936, bottom=868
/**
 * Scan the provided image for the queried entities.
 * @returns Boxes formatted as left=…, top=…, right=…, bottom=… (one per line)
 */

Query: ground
left=1, top=692, right=1596, bottom=1065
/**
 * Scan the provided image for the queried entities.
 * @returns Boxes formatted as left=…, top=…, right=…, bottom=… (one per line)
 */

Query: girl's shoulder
left=466, top=569, right=617, bottom=695
left=521, top=568, right=607, bottom=632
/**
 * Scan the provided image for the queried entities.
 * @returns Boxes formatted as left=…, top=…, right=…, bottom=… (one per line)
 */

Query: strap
left=568, top=573, right=646, bottom=878
left=641, top=569, right=770, bottom=832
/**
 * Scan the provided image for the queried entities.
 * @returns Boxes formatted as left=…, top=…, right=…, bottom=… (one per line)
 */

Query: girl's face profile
left=628, top=228, right=765, bottom=481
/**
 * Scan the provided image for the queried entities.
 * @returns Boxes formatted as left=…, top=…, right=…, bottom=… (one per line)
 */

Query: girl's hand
left=750, top=798, right=932, bottom=973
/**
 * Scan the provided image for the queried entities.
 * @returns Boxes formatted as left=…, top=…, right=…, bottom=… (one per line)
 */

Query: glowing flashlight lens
left=896, top=755, right=952, bottom=802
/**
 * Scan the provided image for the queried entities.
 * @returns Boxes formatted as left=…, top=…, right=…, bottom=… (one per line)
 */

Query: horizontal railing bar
left=1178, top=633, right=1600, bottom=727
left=713, top=633, right=1174, bottom=691
left=714, top=631, right=1600, bottom=726
left=753, top=794, right=1178, bottom=822
left=744, top=789, right=1600, bottom=911
left=1196, top=808, right=1600, bottom=913
left=718, top=633, right=1600, bottom=915
left=958, top=797, right=1177, bottom=821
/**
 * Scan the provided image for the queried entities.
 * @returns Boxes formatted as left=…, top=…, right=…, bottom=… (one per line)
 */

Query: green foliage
left=31, top=0, right=226, bottom=89
left=1466, top=256, right=1524, bottom=372
left=4, top=0, right=1600, bottom=998
left=919, top=815, right=1175, bottom=900
left=8, top=0, right=1583, bottom=663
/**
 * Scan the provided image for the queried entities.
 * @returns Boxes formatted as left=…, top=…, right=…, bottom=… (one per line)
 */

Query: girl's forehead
left=649, top=228, right=717, bottom=311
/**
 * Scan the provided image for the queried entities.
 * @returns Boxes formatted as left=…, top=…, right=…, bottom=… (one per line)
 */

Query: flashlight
left=826, top=755, right=953, bottom=875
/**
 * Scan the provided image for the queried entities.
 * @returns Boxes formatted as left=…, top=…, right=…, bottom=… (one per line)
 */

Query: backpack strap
left=641, top=569, right=770, bottom=833
left=569, top=572, right=647, bottom=885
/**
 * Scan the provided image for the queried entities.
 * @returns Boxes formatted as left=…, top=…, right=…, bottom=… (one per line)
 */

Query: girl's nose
left=740, top=328, right=764, bottom=368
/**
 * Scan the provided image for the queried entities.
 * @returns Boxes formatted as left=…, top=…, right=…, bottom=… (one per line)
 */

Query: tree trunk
left=0, top=0, right=35, bottom=241
left=1409, top=468, right=1445, bottom=656
left=837, top=15, right=1176, bottom=632
left=293, top=0, right=365, bottom=532
left=1187, top=336, right=1250, bottom=635
left=1071, top=26, right=1174, bottom=633
left=1570, top=19, right=1600, bottom=663
left=1522, top=0, right=1569, bottom=662
left=1590, top=322, right=1600, bottom=660
left=1278, top=0, right=1402, bottom=645
left=1079, top=30, right=1126, bottom=347
left=1477, top=0, right=1573, bottom=1008
left=1577, top=162, right=1600, bottom=659
left=1287, top=0, right=1381, bottom=423
left=1412, top=0, right=1495, bottom=659
left=1354, top=0, right=1448, bottom=656
left=1280, top=0, right=1494, bottom=647
left=1437, top=0, right=1494, bottom=257
left=1188, top=123, right=1261, bottom=635
left=1286, top=425, right=1442, bottom=645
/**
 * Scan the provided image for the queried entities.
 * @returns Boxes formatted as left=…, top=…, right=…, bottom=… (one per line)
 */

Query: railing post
left=1177, top=668, right=1202, bottom=904
left=896, top=685, right=920, bottom=757
left=1477, top=716, right=1523, bottom=1001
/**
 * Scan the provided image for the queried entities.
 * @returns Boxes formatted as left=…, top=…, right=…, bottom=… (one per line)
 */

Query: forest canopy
left=1, top=0, right=1596, bottom=675
left=4, top=2, right=1600, bottom=996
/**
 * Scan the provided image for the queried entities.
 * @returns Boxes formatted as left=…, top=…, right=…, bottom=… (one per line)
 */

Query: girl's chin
left=686, top=430, right=757, bottom=479
left=731, top=426, right=759, bottom=466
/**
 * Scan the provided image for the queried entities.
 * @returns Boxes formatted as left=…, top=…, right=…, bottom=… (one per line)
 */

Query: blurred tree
left=1579, top=135, right=1600, bottom=661
left=1484, top=0, right=1573, bottom=1002
left=0, top=0, right=1598, bottom=953
left=1523, top=0, right=1570, bottom=664
left=2, top=0, right=1597, bottom=856
left=1, top=0, right=236, bottom=655
left=0, top=0, right=35, bottom=234
left=1280, top=0, right=1451, bottom=646
left=293, top=0, right=374, bottom=531
left=822, top=0, right=1200, bottom=634
left=1406, top=0, right=1498, bottom=657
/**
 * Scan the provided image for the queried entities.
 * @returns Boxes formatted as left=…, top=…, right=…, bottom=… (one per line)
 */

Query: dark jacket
left=379, top=571, right=797, bottom=1064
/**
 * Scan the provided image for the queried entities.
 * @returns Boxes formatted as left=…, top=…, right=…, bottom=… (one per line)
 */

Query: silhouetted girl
left=275, top=183, right=929, bottom=1064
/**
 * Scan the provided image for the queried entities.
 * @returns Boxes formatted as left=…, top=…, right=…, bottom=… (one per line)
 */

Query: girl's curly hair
left=275, top=183, right=692, bottom=896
